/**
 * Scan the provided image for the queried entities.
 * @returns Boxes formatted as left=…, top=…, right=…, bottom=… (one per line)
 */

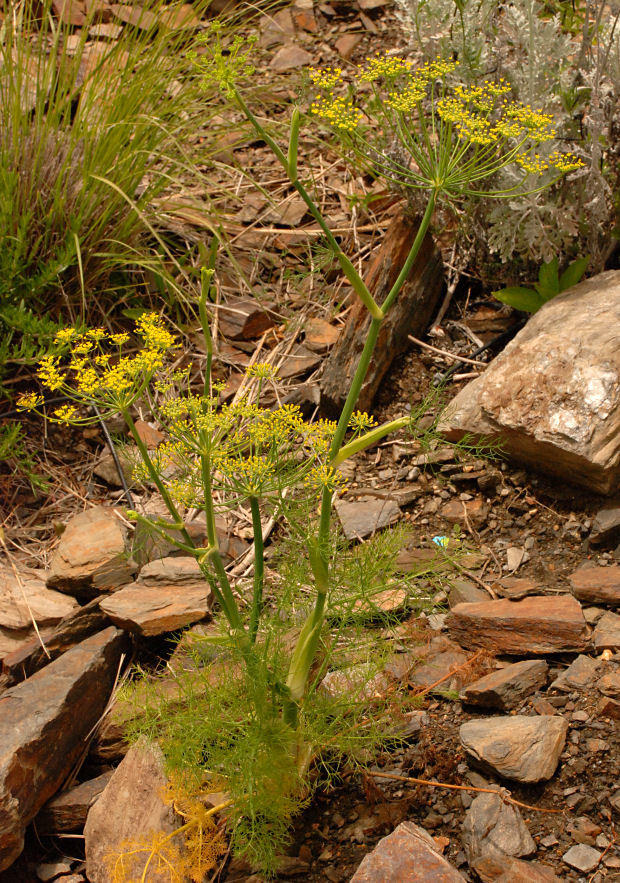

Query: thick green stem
left=305, top=193, right=437, bottom=678
left=381, top=191, right=436, bottom=314
left=248, top=495, right=264, bottom=644
left=333, top=417, right=410, bottom=465
left=199, top=238, right=219, bottom=400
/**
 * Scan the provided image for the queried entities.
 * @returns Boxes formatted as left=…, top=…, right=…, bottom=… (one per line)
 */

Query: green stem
left=123, top=409, right=196, bottom=552
left=200, top=450, right=244, bottom=632
left=233, top=89, right=382, bottom=319
left=333, top=416, right=410, bottom=465
left=248, top=495, right=264, bottom=643
left=307, top=192, right=437, bottom=664
left=381, top=190, right=436, bottom=314
left=199, top=237, right=219, bottom=400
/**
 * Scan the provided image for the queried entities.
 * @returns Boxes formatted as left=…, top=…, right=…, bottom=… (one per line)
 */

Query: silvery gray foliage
left=394, top=0, right=620, bottom=277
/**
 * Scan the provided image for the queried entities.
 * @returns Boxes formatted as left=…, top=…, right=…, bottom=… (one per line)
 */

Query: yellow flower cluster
left=516, top=150, right=585, bottom=174
left=358, top=53, right=414, bottom=83
left=436, top=83, right=557, bottom=148
left=53, top=404, right=78, bottom=422
left=216, top=454, right=275, bottom=495
left=135, top=312, right=177, bottom=351
left=245, top=362, right=279, bottom=380
left=308, top=66, right=343, bottom=90
left=348, top=411, right=377, bottom=432
left=16, top=392, right=43, bottom=411
left=303, top=464, right=348, bottom=493
left=17, top=314, right=178, bottom=422
left=309, top=96, right=363, bottom=132
left=548, top=150, right=585, bottom=172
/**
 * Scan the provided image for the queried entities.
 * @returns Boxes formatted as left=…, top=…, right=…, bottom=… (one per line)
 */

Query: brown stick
left=412, top=649, right=485, bottom=697
left=368, top=770, right=564, bottom=815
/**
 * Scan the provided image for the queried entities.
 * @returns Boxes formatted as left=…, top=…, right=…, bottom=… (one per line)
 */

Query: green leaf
left=535, top=257, right=560, bottom=301
left=492, top=286, right=544, bottom=313
left=559, top=257, right=589, bottom=292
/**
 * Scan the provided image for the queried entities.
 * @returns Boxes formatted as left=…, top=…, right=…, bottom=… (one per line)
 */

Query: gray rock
left=47, top=507, right=137, bottom=598
left=459, top=715, right=568, bottom=783
left=350, top=820, right=466, bottom=881
left=549, top=654, right=599, bottom=692
left=448, top=579, right=490, bottom=607
left=589, top=499, right=620, bottom=547
left=463, top=792, right=535, bottom=859
left=0, top=627, right=128, bottom=871
left=562, top=843, right=601, bottom=873
left=334, top=498, right=401, bottom=540
left=84, top=741, right=184, bottom=883
left=440, top=270, right=620, bottom=494
left=461, top=660, right=549, bottom=710
left=592, top=610, right=620, bottom=650
left=463, top=792, right=537, bottom=881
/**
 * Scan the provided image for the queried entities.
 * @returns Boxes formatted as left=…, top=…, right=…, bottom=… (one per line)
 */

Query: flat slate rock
left=0, top=566, right=77, bottom=630
left=439, top=270, right=620, bottom=495
left=350, top=820, right=466, bottom=881
left=334, top=498, right=401, bottom=540
left=1, top=598, right=109, bottom=687
left=562, top=844, right=602, bottom=873
left=99, top=582, right=212, bottom=637
left=47, top=507, right=137, bottom=598
left=0, top=627, right=128, bottom=871
left=447, top=595, right=587, bottom=654
left=459, top=715, right=568, bottom=783
left=569, top=563, right=620, bottom=607
left=461, top=659, right=549, bottom=710
left=36, top=771, right=113, bottom=834
left=448, top=579, right=489, bottom=608
left=549, top=654, right=599, bottom=692
left=592, top=610, right=620, bottom=650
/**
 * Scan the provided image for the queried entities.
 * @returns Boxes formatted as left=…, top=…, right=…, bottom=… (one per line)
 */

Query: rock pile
left=0, top=505, right=214, bottom=876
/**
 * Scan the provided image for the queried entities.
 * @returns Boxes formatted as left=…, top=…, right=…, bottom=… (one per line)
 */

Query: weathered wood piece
left=320, top=209, right=444, bottom=415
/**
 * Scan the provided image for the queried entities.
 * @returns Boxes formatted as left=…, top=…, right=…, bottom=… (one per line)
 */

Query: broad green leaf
left=492, top=286, right=544, bottom=313
left=535, top=257, right=560, bottom=301
left=559, top=257, right=589, bottom=292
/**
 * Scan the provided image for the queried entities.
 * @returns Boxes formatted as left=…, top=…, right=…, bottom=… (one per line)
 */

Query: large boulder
left=440, top=271, right=620, bottom=494
left=0, top=627, right=128, bottom=871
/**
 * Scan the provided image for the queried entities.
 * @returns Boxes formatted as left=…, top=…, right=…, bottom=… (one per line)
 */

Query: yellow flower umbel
left=17, top=313, right=178, bottom=424
left=309, top=51, right=584, bottom=200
